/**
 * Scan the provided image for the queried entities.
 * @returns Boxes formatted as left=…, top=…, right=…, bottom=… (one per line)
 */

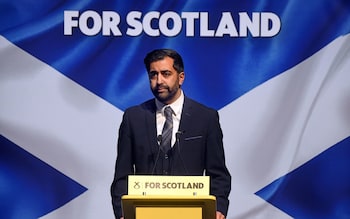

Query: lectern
left=121, top=175, right=216, bottom=219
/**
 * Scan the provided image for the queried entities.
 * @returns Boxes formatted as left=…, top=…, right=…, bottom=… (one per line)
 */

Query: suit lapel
left=179, top=97, right=194, bottom=134
left=144, top=99, right=159, bottom=157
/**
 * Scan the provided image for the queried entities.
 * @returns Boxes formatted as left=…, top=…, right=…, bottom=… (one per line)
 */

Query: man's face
left=148, top=56, right=185, bottom=104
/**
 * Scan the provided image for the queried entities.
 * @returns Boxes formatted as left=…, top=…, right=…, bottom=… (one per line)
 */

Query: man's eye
left=162, top=71, right=171, bottom=77
left=149, top=72, right=157, bottom=78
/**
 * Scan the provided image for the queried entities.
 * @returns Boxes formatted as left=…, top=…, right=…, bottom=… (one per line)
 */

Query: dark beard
left=152, top=86, right=179, bottom=104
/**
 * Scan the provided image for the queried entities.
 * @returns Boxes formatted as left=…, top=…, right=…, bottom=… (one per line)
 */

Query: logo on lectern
left=133, top=181, right=141, bottom=189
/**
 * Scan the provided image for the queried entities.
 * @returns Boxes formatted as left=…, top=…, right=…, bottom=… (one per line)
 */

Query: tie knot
left=164, top=106, right=173, bottom=118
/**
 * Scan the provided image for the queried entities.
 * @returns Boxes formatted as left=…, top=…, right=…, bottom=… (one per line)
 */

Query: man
left=111, top=49, right=231, bottom=219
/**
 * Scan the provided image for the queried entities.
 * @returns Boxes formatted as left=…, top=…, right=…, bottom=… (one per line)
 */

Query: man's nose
left=156, top=74, right=164, bottom=84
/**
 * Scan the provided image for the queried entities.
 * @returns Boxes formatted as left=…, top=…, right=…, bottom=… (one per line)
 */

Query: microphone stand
left=176, top=131, right=189, bottom=175
left=151, top=135, right=162, bottom=175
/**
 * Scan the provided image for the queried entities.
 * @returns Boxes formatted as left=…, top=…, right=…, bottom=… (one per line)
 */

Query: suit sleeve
left=206, top=110, right=231, bottom=216
left=110, top=110, right=134, bottom=218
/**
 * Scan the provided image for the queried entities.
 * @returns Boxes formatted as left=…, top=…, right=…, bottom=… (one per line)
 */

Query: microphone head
left=176, top=130, right=185, bottom=139
left=157, top=135, right=162, bottom=142
left=176, top=130, right=185, bottom=135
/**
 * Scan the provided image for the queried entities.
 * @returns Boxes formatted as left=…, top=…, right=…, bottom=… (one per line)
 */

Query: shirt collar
left=155, top=90, right=184, bottom=116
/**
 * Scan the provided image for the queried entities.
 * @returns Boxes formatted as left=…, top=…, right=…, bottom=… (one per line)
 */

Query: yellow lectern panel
left=122, top=195, right=216, bottom=219
left=136, top=207, right=202, bottom=219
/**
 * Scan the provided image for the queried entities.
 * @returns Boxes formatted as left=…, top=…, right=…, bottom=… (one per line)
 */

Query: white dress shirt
left=155, top=90, right=184, bottom=147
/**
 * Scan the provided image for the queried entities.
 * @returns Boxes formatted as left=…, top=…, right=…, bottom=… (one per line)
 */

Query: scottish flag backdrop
left=1, top=0, right=350, bottom=218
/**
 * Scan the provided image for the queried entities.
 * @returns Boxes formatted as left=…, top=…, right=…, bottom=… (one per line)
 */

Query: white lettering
left=64, top=11, right=79, bottom=35
left=159, top=11, right=182, bottom=37
left=143, top=11, right=160, bottom=36
left=181, top=12, right=199, bottom=37
left=79, top=10, right=102, bottom=36
left=64, top=10, right=122, bottom=36
left=261, top=12, right=281, bottom=37
left=126, top=11, right=143, bottom=36
left=215, top=12, right=238, bottom=37
left=239, top=12, right=260, bottom=37
left=63, top=10, right=281, bottom=38
left=102, top=11, right=122, bottom=36
left=200, top=12, right=215, bottom=37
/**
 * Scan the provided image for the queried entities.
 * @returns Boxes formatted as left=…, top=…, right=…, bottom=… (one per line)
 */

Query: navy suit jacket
left=111, top=96, right=231, bottom=218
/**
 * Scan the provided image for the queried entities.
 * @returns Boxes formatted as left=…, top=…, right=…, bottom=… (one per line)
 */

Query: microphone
left=176, top=131, right=189, bottom=175
left=151, top=135, right=162, bottom=175
left=176, top=130, right=184, bottom=136
left=157, top=134, right=162, bottom=143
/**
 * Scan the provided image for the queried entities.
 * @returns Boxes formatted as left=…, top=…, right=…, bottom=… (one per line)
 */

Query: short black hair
left=144, top=49, right=184, bottom=73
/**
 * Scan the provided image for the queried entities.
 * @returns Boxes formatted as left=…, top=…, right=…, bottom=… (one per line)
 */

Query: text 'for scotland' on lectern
left=121, top=175, right=216, bottom=219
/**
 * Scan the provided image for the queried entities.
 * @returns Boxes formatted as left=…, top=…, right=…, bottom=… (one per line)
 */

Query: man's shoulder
left=124, top=98, right=155, bottom=113
left=184, top=96, right=217, bottom=113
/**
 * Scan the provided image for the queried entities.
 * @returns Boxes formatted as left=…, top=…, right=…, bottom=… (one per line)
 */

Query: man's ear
left=179, top=72, right=185, bottom=86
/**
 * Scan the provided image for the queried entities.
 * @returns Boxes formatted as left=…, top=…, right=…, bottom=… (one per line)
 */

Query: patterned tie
left=160, top=106, right=173, bottom=153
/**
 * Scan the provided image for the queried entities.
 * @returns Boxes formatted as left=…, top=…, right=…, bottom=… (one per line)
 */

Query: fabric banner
left=1, top=1, right=350, bottom=218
